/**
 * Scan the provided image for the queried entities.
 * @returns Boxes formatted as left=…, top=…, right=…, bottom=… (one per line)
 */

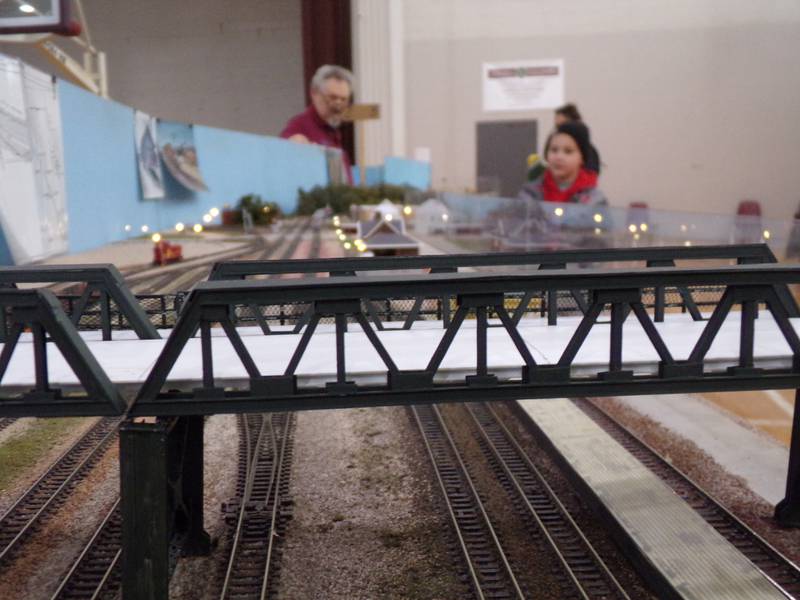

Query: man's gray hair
left=311, top=64, right=355, bottom=93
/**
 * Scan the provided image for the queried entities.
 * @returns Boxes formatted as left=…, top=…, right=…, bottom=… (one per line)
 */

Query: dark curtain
left=301, top=0, right=355, bottom=165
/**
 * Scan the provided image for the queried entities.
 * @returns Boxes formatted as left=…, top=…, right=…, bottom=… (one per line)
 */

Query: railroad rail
left=0, top=416, right=120, bottom=565
left=127, top=219, right=309, bottom=296
left=133, top=219, right=311, bottom=325
left=50, top=499, right=122, bottom=600
left=568, top=398, right=800, bottom=598
left=467, top=402, right=632, bottom=599
left=412, top=403, right=526, bottom=599
left=219, top=412, right=295, bottom=599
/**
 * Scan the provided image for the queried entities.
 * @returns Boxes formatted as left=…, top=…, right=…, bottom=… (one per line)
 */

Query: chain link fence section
left=7, top=286, right=727, bottom=336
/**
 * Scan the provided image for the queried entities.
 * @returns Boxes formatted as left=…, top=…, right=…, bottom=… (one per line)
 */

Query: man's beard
left=326, top=115, right=343, bottom=128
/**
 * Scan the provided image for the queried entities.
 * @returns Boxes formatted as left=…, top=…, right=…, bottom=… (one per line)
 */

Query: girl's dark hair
left=544, top=121, right=601, bottom=173
left=555, top=103, right=582, bottom=122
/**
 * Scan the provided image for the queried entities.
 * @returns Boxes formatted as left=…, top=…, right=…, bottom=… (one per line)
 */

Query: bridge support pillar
left=776, top=389, right=800, bottom=527
left=121, top=419, right=170, bottom=600
left=121, top=416, right=210, bottom=600
left=172, top=415, right=212, bottom=556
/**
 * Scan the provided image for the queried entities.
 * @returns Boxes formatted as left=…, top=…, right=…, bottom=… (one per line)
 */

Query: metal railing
left=0, top=264, right=160, bottom=340
left=209, top=244, right=796, bottom=329
left=132, top=263, right=800, bottom=416
left=0, top=289, right=126, bottom=417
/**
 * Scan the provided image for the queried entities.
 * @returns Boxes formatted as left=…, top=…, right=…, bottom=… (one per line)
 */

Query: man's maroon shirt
left=280, top=106, right=353, bottom=184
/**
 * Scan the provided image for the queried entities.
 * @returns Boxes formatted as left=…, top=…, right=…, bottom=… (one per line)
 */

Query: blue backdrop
left=0, top=76, right=432, bottom=263
left=58, top=82, right=330, bottom=254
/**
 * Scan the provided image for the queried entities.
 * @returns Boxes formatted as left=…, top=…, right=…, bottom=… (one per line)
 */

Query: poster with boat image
left=134, top=111, right=164, bottom=199
left=156, top=119, right=208, bottom=192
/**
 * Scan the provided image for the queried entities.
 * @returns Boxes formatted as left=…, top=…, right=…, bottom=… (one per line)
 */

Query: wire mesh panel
left=23, top=284, right=734, bottom=337
left=56, top=294, right=184, bottom=331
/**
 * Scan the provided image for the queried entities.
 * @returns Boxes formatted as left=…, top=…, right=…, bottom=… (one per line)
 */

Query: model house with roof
left=414, top=198, right=451, bottom=235
left=356, top=214, right=419, bottom=256
left=354, top=198, right=403, bottom=223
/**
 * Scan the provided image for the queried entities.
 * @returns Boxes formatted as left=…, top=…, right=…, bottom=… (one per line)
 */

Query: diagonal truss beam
left=0, top=264, right=159, bottom=340
left=132, top=263, right=800, bottom=414
left=0, top=289, right=126, bottom=416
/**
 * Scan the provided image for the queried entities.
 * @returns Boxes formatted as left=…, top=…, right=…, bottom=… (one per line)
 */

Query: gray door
left=477, top=120, right=537, bottom=198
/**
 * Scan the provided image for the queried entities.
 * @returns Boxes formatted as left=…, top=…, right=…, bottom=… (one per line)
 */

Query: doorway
left=476, top=120, right=537, bottom=198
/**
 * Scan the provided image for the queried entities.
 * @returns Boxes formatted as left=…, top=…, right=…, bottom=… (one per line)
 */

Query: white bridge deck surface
left=520, top=398, right=788, bottom=600
left=0, top=310, right=797, bottom=389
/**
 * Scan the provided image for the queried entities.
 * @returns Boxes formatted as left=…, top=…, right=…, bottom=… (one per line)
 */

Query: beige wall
left=0, top=0, right=304, bottom=137
left=404, top=0, right=800, bottom=218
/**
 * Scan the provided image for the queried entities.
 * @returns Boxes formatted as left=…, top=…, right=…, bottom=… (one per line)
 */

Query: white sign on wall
left=0, top=55, right=68, bottom=264
left=482, top=59, right=564, bottom=112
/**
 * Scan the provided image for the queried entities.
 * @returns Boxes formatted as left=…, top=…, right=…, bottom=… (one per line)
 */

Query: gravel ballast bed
left=276, top=406, right=464, bottom=599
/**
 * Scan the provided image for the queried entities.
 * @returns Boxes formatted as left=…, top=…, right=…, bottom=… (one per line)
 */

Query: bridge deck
left=0, top=310, right=796, bottom=389
left=519, top=397, right=788, bottom=600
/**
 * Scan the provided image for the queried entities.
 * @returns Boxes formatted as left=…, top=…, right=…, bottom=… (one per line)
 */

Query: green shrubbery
left=297, top=184, right=409, bottom=215
left=234, top=194, right=282, bottom=225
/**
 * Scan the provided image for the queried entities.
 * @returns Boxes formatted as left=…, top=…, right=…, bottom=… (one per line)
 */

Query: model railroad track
left=47, top=220, right=312, bottom=599
left=50, top=414, right=297, bottom=600
left=219, top=412, right=295, bottom=600
left=128, top=218, right=309, bottom=295
left=307, top=225, right=321, bottom=262
left=214, top=224, right=308, bottom=598
left=412, top=404, right=526, bottom=600
left=467, top=402, right=631, bottom=599
left=0, top=416, right=120, bottom=565
left=572, top=398, right=800, bottom=598
left=264, top=218, right=310, bottom=262
left=50, top=499, right=122, bottom=600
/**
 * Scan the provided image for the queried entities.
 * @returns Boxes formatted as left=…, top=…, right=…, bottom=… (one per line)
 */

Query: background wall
left=403, top=0, right=800, bottom=218
left=4, top=0, right=797, bottom=224
left=59, top=81, right=328, bottom=254
left=0, top=0, right=304, bottom=137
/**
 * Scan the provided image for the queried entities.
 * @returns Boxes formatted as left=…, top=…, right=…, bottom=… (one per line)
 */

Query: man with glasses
left=281, top=64, right=354, bottom=183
